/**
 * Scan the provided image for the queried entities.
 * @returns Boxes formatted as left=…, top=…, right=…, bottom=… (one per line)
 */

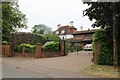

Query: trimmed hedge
left=17, top=44, right=36, bottom=52
left=44, top=34, right=61, bottom=41
left=92, top=29, right=114, bottom=65
left=10, top=32, right=47, bottom=50
left=42, top=41, right=60, bottom=52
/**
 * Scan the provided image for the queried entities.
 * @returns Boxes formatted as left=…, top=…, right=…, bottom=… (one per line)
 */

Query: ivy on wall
left=92, top=28, right=114, bottom=65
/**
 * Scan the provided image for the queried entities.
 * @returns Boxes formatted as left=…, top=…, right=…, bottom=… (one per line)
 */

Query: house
left=53, top=25, right=77, bottom=40
left=71, top=29, right=97, bottom=50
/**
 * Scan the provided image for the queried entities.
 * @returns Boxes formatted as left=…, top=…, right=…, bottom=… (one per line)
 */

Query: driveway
left=2, top=51, right=97, bottom=78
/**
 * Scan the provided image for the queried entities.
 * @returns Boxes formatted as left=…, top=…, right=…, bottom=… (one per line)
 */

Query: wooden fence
left=1, top=45, right=12, bottom=57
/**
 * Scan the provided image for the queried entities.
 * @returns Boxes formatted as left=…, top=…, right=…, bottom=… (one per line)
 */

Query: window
left=55, top=31, right=59, bottom=34
left=61, top=30, right=65, bottom=34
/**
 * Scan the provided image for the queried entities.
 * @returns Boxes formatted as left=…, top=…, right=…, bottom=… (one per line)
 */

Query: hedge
left=92, top=29, right=115, bottom=65
left=42, top=41, right=60, bottom=52
left=17, top=44, right=36, bottom=52
left=10, top=32, right=47, bottom=50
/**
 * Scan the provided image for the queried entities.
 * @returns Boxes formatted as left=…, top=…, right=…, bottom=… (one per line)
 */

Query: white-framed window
left=61, top=30, right=65, bottom=34
left=55, top=31, right=59, bottom=34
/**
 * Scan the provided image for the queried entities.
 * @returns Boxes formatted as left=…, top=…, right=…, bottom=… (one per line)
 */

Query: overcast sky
left=18, top=0, right=95, bottom=32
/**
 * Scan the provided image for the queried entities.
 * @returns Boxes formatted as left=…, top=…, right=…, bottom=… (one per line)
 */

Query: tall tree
left=1, top=1, right=27, bottom=42
left=83, top=1, right=120, bottom=67
left=32, top=24, right=52, bottom=34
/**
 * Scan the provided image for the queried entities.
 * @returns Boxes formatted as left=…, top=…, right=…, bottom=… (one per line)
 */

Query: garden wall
left=15, top=41, right=66, bottom=58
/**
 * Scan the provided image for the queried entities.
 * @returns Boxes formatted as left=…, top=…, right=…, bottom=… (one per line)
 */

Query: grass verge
left=82, top=64, right=119, bottom=78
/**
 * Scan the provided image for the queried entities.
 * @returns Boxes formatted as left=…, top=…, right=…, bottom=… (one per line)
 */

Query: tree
left=1, top=1, right=27, bottom=42
left=32, top=24, right=52, bottom=34
left=44, top=34, right=61, bottom=41
left=83, top=1, right=120, bottom=67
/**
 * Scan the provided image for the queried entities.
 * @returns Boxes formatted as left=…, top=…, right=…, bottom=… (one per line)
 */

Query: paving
left=2, top=51, right=99, bottom=78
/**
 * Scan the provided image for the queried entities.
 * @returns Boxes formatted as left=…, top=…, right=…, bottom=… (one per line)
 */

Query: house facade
left=53, top=25, right=77, bottom=40
left=71, top=29, right=97, bottom=50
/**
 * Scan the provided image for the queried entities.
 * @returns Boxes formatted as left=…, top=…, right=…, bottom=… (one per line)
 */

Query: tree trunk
left=113, top=2, right=118, bottom=68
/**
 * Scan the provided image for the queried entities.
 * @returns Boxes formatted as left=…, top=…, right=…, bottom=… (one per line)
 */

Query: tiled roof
left=70, top=31, right=95, bottom=42
left=72, top=29, right=97, bottom=35
left=53, top=25, right=77, bottom=35
left=82, top=34, right=92, bottom=41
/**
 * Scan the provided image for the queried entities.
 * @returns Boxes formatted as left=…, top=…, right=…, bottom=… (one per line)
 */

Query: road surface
left=2, top=63, right=47, bottom=78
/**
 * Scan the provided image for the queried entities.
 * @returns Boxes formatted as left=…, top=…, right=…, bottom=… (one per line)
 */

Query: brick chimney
left=57, top=24, right=61, bottom=29
left=80, top=26, right=83, bottom=31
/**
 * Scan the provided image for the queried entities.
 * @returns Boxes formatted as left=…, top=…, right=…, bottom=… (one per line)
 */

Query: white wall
left=59, top=34, right=73, bottom=39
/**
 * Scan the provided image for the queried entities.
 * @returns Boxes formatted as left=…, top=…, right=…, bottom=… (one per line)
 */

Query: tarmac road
left=2, top=63, right=47, bottom=78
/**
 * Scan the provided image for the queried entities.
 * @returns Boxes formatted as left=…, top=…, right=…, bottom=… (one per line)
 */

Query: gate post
left=60, top=40, right=65, bottom=56
left=92, top=40, right=99, bottom=62
left=35, top=43, right=42, bottom=58
left=22, top=45, right=26, bottom=57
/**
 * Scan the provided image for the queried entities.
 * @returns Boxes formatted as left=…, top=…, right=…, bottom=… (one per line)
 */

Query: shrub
left=2, top=41, right=10, bottom=45
left=44, top=34, right=61, bottom=41
left=42, top=41, right=60, bottom=52
left=10, top=32, right=47, bottom=50
left=92, top=29, right=113, bottom=65
left=65, top=41, right=82, bottom=52
left=17, top=44, right=36, bottom=53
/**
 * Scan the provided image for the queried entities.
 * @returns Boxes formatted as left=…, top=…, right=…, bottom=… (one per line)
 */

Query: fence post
left=60, top=40, right=65, bottom=56
left=22, top=45, right=26, bottom=57
left=35, top=43, right=42, bottom=58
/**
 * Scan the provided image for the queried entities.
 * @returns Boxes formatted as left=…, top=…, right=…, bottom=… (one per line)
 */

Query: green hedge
left=65, top=41, right=82, bottom=52
left=92, top=29, right=114, bottom=65
left=44, top=34, right=61, bottom=41
left=42, top=41, right=60, bottom=52
left=17, top=44, right=36, bottom=52
left=10, top=32, right=47, bottom=50
left=2, top=41, right=10, bottom=45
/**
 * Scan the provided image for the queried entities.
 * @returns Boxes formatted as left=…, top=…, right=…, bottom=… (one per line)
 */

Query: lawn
left=83, top=64, right=119, bottom=78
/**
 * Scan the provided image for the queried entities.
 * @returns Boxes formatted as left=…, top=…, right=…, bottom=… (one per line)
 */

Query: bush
left=10, top=32, right=47, bottom=50
left=17, top=44, right=36, bottom=52
left=44, top=34, right=61, bottom=41
left=42, top=41, right=60, bottom=52
left=2, top=41, right=10, bottom=45
left=92, top=29, right=113, bottom=65
left=65, top=41, right=82, bottom=52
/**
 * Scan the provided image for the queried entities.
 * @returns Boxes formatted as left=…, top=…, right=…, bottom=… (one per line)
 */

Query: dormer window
left=55, top=31, right=59, bottom=34
left=61, top=30, right=65, bottom=34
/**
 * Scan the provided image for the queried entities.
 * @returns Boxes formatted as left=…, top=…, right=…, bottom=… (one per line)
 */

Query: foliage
left=2, top=41, right=10, bottom=45
left=44, top=34, right=61, bottom=41
left=83, top=2, right=120, bottom=65
left=2, top=2, right=27, bottom=42
left=17, top=44, right=36, bottom=52
left=65, top=41, right=82, bottom=52
left=32, top=24, right=52, bottom=34
left=65, top=41, right=74, bottom=52
left=10, top=32, right=47, bottom=50
left=83, top=2, right=120, bottom=30
left=42, top=41, right=60, bottom=52
left=92, top=29, right=113, bottom=65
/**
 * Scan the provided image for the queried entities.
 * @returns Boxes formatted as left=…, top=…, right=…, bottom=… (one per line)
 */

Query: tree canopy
left=83, top=2, right=120, bottom=30
left=83, top=1, right=120, bottom=66
left=32, top=24, right=52, bottom=34
left=1, top=1, right=27, bottom=42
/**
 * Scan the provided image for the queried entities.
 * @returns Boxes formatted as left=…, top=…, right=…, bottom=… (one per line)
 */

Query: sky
left=18, top=0, right=95, bottom=32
